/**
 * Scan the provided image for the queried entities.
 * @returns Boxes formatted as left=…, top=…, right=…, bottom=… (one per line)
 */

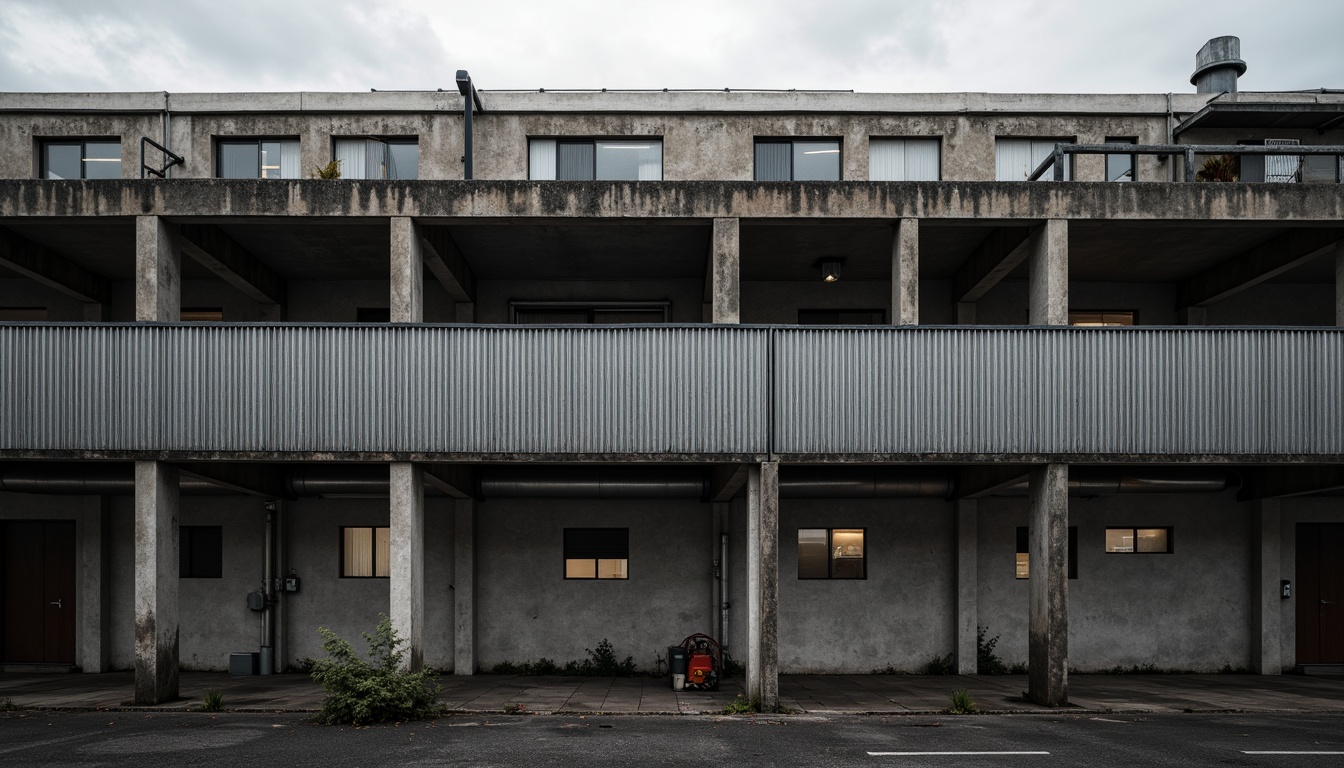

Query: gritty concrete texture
left=133, top=461, right=178, bottom=704
left=134, top=216, right=179, bottom=322
left=1027, top=463, right=1069, bottom=706
left=891, top=218, right=918, bottom=324
left=1028, top=220, right=1068, bottom=325
left=956, top=500, right=978, bottom=675
left=1252, top=500, right=1282, bottom=675
left=389, top=463, right=425, bottom=671
left=75, top=497, right=109, bottom=673
left=1336, top=242, right=1343, bottom=326
left=454, top=499, right=476, bottom=675
left=389, top=218, right=423, bottom=323
left=711, top=217, right=739, bottom=323
left=746, top=462, right=779, bottom=708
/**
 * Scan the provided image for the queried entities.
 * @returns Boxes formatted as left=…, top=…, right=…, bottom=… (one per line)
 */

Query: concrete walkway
left=2, top=672, right=1342, bottom=715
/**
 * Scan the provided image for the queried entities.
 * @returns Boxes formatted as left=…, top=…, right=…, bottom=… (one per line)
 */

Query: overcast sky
left=2, top=0, right=1341, bottom=95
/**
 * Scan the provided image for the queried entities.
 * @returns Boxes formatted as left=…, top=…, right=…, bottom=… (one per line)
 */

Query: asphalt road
left=2, top=711, right=1344, bottom=767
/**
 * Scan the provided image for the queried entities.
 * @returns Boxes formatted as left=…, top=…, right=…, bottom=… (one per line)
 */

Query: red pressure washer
left=669, top=633, right=722, bottom=691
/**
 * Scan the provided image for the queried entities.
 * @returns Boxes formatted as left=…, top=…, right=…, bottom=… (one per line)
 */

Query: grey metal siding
left=773, top=327, right=1344, bottom=455
left=0, top=325, right=770, bottom=455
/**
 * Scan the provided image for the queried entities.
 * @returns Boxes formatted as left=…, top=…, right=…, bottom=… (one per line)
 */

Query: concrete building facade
left=2, top=38, right=1343, bottom=708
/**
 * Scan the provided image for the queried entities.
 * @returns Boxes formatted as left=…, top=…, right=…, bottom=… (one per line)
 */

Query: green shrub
left=310, top=160, right=342, bottom=179
left=722, top=694, right=759, bottom=714
left=948, top=688, right=978, bottom=715
left=201, top=689, right=223, bottom=712
left=0, top=698, right=20, bottom=712
left=311, top=615, right=442, bottom=725
left=925, top=654, right=955, bottom=675
left=488, top=640, right=639, bottom=677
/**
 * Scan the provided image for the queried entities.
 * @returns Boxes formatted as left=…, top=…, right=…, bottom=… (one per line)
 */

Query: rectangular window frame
left=1015, top=526, right=1078, bottom=580
left=179, top=525, right=223, bottom=579
left=797, top=527, right=867, bottom=580
left=1069, top=310, right=1137, bottom=327
left=528, top=137, right=664, bottom=181
left=995, top=137, right=1075, bottom=181
left=215, top=137, right=301, bottom=179
left=1105, top=136, right=1137, bottom=182
left=340, top=526, right=391, bottom=578
left=39, top=137, right=122, bottom=180
left=563, top=528, right=630, bottom=580
left=868, top=137, right=942, bottom=181
left=754, top=138, right=843, bottom=181
left=332, top=136, right=419, bottom=180
left=1104, top=527, right=1174, bottom=554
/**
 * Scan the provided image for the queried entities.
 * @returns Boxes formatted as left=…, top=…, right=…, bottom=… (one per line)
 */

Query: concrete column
left=454, top=499, right=476, bottom=675
left=76, top=496, right=110, bottom=673
left=135, top=216, right=180, bottom=322
left=956, top=499, right=979, bottom=675
left=389, top=463, right=425, bottom=671
left=1178, top=306, right=1209, bottom=326
left=1251, top=499, right=1282, bottom=675
left=892, top=218, right=919, bottom=325
left=956, top=302, right=977, bottom=325
left=1335, top=241, right=1343, bottom=326
left=711, top=217, right=740, bottom=324
left=390, top=217, right=424, bottom=323
left=746, top=461, right=779, bottom=709
left=134, top=461, right=179, bottom=704
left=1027, top=463, right=1068, bottom=707
left=1028, top=219, right=1068, bottom=326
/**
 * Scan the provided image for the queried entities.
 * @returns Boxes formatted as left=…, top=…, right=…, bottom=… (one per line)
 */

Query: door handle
left=50, top=599, right=62, bottom=609
left=1323, top=600, right=1336, bottom=606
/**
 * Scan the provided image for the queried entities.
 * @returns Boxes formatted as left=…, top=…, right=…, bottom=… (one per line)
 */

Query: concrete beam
left=1250, top=499, right=1282, bottom=675
left=421, top=226, right=476, bottom=304
left=955, top=465, right=1031, bottom=499
left=711, top=218, right=740, bottom=324
left=389, top=462, right=424, bottom=671
left=134, top=460, right=179, bottom=704
left=956, top=499, right=978, bottom=675
left=746, top=461, right=779, bottom=709
left=1238, top=467, right=1344, bottom=501
left=1179, top=228, right=1344, bottom=309
left=953, top=226, right=1032, bottom=303
left=176, top=463, right=290, bottom=499
left=1027, top=463, right=1068, bottom=707
left=454, top=499, right=476, bottom=675
left=708, top=464, right=750, bottom=502
left=1029, top=220, right=1068, bottom=326
left=424, top=464, right=474, bottom=499
left=178, top=224, right=285, bottom=307
left=390, top=217, right=424, bottom=323
left=135, top=216, right=180, bottom=322
left=0, top=226, right=110, bottom=304
left=892, top=218, right=919, bottom=325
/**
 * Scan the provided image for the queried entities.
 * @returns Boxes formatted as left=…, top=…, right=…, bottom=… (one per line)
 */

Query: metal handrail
left=1027, top=143, right=1344, bottom=182
left=140, top=137, right=184, bottom=179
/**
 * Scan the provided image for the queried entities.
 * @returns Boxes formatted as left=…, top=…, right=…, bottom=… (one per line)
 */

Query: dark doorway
left=2, top=521, right=77, bottom=664
left=1296, top=523, right=1344, bottom=664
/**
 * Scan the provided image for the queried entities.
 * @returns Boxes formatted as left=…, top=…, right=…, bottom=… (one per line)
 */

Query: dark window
left=798, top=309, right=886, bottom=325
left=529, top=139, right=663, bottom=181
left=755, top=139, right=841, bottom=181
left=0, top=307, right=48, bottom=321
left=798, top=528, right=866, bottom=579
left=1015, top=526, right=1078, bottom=579
left=1106, top=137, right=1136, bottom=182
left=217, top=139, right=300, bottom=179
left=41, top=139, right=121, bottom=180
left=341, top=526, right=390, bottom=578
left=564, top=528, right=629, bottom=579
left=180, top=526, right=223, bottom=578
left=1069, top=310, right=1135, bottom=327
left=356, top=307, right=392, bottom=323
left=333, top=137, right=419, bottom=180
left=180, top=307, right=223, bottom=322
left=1105, top=527, right=1173, bottom=554
left=510, top=301, right=670, bottom=324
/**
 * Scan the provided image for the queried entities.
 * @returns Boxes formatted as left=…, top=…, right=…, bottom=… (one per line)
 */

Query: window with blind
left=868, top=138, right=941, bottom=181
left=995, top=138, right=1074, bottom=181
left=333, top=137, right=418, bottom=179
left=341, top=526, right=391, bottom=578
left=564, top=528, right=629, bottom=579
left=40, top=139, right=122, bottom=179
left=217, top=138, right=301, bottom=179
left=529, top=139, right=663, bottom=180
left=755, top=139, right=842, bottom=181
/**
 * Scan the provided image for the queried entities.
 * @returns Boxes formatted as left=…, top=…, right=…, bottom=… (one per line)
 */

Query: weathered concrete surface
left=746, top=461, right=780, bottom=708
left=1336, top=241, right=1344, bottom=326
left=133, top=460, right=178, bottom=704
left=134, top=216, right=179, bottom=322
left=453, top=498, right=475, bottom=675
left=956, top=499, right=978, bottom=675
left=76, top=497, right=109, bottom=673
left=389, top=217, right=423, bottom=323
left=1027, top=463, right=1068, bottom=707
left=1251, top=499, right=1282, bottom=675
left=4, top=179, right=1344, bottom=222
left=891, top=218, right=918, bottom=324
left=711, top=217, right=739, bottom=323
left=1028, top=219, right=1068, bottom=325
left=389, top=462, right=424, bottom=671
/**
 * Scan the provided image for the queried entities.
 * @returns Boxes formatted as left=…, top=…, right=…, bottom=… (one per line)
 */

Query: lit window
left=217, top=139, right=300, bottom=179
left=564, top=528, right=629, bottom=579
left=529, top=139, right=663, bottom=181
left=179, top=526, right=223, bottom=579
left=1106, top=137, right=1136, bottom=182
left=41, top=139, right=121, bottom=180
left=755, top=139, right=841, bottom=181
left=869, top=138, right=940, bottom=181
left=995, top=138, right=1074, bottom=181
left=333, top=137, right=418, bottom=179
left=341, top=526, right=390, bottom=578
left=1105, top=527, right=1172, bottom=554
left=1015, top=526, right=1078, bottom=579
left=798, top=528, right=865, bottom=579
left=180, top=307, right=223, bottom=322
left=1069, top=311, right=1135, bottom=327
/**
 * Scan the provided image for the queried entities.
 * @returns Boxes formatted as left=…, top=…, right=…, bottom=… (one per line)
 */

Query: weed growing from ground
left=925, top=654, right=956, bottom=675
left=201, top=689, right=223, bottom=712
left=722, top=694, right=759, bottom=715
left=488, top=639, right=640, bottom=677
left=948, top=688, right=978, bottom=715
left=0, top=698, right=20, bottom=712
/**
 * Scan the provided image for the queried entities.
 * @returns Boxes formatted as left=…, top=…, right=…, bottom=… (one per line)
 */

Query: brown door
left=1296, top=523, right=1344, bottom=664
left=2, top=521, right=77, bottom=664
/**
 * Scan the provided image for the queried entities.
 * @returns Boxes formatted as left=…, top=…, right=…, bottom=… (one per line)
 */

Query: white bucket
left=672, top=673, right=686, bottom=691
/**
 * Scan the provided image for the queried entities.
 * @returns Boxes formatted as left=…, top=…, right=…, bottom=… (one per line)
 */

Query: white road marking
left=1242, top=752, right=1344, bottom=755
left=868, top=751, right=1050, bottom=756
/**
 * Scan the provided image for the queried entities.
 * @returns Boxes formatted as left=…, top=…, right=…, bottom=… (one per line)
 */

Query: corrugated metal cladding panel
left=0, top=325, right=771, bottom=454
left=774, top=328, right=1344, bottom=455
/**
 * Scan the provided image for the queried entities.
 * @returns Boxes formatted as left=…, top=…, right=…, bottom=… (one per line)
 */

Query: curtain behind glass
left=343, top=528, right=373, bottom=577
left=334, top=139, right=367, bottom=179
left=219, top=142, right=258, bottom=179
left=1029, top=140, right=1070, bottom=181
left=754, top=142, right=790, bottom=180
left=529, top=139, right=557, bottom=180
left=904, top=139, right=940, bottom=180
left=279, top=140, right=300, bottom=179
left=375, top=527, right=391, bottom=577
left=995, top=139, right=1032, bottom=180
left=595, top=140, right=662, bottom=180
left=557, top=142, right=595, bottom=180
left=869, top=139, right=905, bottom=181
left=386, top=141, right=418, bottom=179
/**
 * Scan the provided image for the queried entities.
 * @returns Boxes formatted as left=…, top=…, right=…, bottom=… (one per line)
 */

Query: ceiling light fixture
left=820, top=258, right=843, bottom=282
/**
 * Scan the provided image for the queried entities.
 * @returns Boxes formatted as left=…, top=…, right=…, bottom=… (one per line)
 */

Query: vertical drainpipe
left=720, top=528, right=729, bottom=660
left=1166, top=92, right=1175, bottom=182
left=163, top=92, right=172, bottom=179
left=261, top=501, right=276, bottom=674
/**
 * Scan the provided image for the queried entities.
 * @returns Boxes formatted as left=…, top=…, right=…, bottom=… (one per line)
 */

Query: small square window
left=1105, top=527, right=1173, bottom=554
left=1015, top=526, right=1078, bottom=579
left=798, top=528, right=866, bottom=579
left=564, top=528, right=629, bottom=580
left=40, top=139, right=122, bottom=180
left=755, top=139, right=841, bottom=181
left=180, top=525, right=223, bottom=578
left=341, top=526, right=390, bottom=577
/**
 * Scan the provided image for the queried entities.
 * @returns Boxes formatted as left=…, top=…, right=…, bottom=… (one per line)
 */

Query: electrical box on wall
left=246, top=591, right=265, bottom=611
left=1281, top=580, right=1292, bottom=599
left=285, top=576, right=301, bottom=593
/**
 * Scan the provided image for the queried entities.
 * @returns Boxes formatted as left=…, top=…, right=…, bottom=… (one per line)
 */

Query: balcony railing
left=1028, top=143, right=1344, bottom=183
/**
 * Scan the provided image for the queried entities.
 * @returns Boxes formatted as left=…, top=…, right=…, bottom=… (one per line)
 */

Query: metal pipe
left=0, top=463, right=230, bottom=494
left=993, top=468, right=1238, bottom=497
left=477, top=467, right=707, bottom=499
left=720, top=530, right=729, bottom=661
left=260, top=501, right=275, bottom=675
left=455, top=70, right=483, bottom=180
left=780, top=467, right=954, bottom=498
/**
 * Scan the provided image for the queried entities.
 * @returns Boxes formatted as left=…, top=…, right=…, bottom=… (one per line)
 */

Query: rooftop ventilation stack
left=1190, top=36, right=1247, bottom=94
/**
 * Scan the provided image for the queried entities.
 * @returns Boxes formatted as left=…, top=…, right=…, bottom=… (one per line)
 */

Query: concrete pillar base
left=746, top=462, right=779, bottom=709
left=454, top=499, right=476, bottom=675
left=1027, top=463, right=1068, bottom=707
left=133, top=461, right=179, bottom=704
left=389, top=463, right=425, bottom=671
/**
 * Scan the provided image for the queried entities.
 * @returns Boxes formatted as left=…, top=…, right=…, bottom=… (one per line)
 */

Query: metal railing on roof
left=1027, top=143, right=1344, bottom=183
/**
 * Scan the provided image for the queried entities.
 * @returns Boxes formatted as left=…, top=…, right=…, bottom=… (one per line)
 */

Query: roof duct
left=1191, top=36, right=1247, bottom=94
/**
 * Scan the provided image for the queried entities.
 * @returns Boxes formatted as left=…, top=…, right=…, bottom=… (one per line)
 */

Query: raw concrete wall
left=474, top=498, right=715, bottom=671
left=175, top=497, right=266, bottom=671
